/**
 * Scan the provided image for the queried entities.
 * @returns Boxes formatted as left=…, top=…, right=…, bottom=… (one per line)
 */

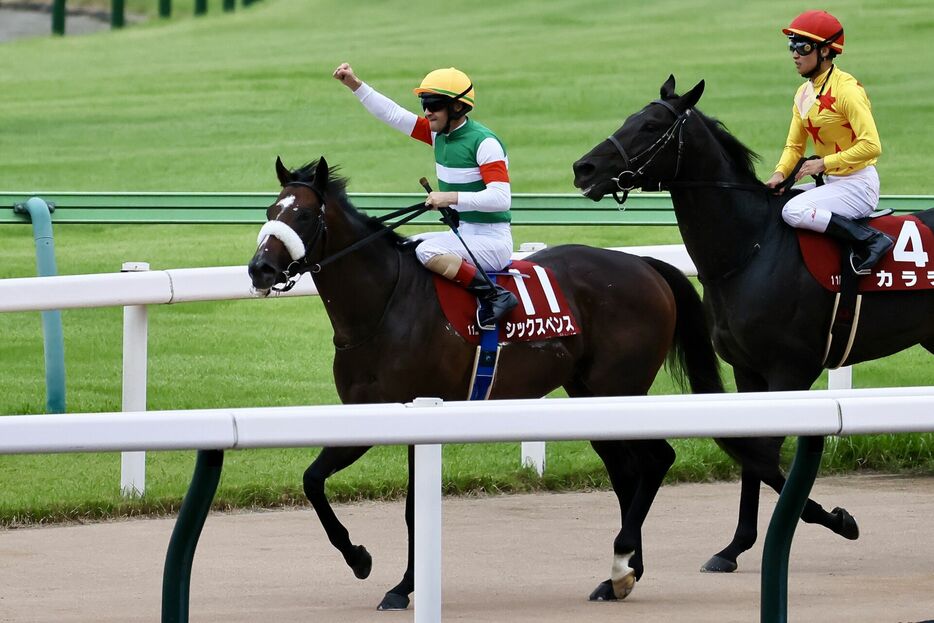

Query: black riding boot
left=465, top=275, right=518, bottom=330
left=824, top=214, right=894, bottom=275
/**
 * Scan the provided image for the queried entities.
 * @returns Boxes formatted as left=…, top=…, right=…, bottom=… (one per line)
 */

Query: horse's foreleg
left=303, top=446, right=374, bottom=579
left=589, top=440, right=674, bottom=601
left=377, top=445, right=415, bottom=611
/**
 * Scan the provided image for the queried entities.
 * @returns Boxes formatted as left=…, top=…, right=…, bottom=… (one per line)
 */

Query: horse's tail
left=642, top=256, right=724, bottom=394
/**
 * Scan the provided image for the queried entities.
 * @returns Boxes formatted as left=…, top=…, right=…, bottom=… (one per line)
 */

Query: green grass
left=2, top=0, right=933, bottom=192
left=1, top=0, right=933, bottom=525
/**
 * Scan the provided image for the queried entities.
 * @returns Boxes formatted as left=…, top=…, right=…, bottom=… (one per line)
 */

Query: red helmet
left=782, top=10, right=844, bottom=55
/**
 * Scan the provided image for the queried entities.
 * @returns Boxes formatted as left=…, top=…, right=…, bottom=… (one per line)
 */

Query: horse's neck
left=672, top=161, right=774, bottom=283
left=314, top=212, right=406, bottom=349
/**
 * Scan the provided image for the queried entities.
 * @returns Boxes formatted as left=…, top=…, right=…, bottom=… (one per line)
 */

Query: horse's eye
left=296, top=210, right=312, bottom=222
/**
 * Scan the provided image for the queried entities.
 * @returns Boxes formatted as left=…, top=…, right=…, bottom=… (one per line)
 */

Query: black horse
left=574, top=75, right=934, bottom=573
left=248, top=156, right=734, bottom=606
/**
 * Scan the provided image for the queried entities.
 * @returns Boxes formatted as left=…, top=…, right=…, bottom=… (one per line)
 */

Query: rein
left=309, top=200, right=430, bottom=274
left=602, top=103, right=826, bottom=284
left=606, top=102, right=823, bottom=203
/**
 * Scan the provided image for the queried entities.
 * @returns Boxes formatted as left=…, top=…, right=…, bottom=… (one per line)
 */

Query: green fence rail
left=50, top=0, right=247, bottom=37
left=2, top=193, right=930, bottom=226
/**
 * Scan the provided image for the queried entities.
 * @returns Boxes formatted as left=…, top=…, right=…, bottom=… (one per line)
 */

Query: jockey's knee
left=782, top=199, right=828, bottom=232
left=414, top=239, right=453, bottom=265
left=424, top=253, right=465, bottom=279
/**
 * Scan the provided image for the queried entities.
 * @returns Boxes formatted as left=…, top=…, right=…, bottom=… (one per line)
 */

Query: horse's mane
left=692, top=109, right=762, bottom=183
left=292, top=159, right=410, bottom=248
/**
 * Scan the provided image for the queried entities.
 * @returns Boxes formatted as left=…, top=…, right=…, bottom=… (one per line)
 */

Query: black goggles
left=788, top=38, right=816, bottom=55
left=420, top=96, right=450, bottom=113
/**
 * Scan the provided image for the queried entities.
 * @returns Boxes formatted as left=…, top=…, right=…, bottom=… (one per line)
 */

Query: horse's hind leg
left=589, top=439, right=675, bottom=601
left=760, top=470, right=859, bottom=540
left=303, top=446, right=374, bottom=579
left=701, top=468, right=761, bottom=572
left=377, top=445, right=415, bottom=611
left=702, top=435, right=858, bottom=573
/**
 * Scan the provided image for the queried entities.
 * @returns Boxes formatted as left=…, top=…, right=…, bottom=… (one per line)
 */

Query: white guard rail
left=0, top=243, right=852, bottom=490
left=2, top=389, right=934, bottom=623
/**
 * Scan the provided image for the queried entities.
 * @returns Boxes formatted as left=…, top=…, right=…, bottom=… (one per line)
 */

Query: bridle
left=257, top=180, right=431, bottom=292
left=602, top=99, right=787, bottom=205
left=263, top=181, right=327, bottom=292
left=604, top=98, right=692, bottom=204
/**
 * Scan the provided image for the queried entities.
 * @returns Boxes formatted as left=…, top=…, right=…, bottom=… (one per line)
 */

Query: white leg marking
left=611, top=551, right=636, bottom=599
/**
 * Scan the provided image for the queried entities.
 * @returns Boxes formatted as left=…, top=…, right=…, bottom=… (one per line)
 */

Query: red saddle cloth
left=797, top=214, right=934, bottom=292
left=433, top=260, right=581, bottom=345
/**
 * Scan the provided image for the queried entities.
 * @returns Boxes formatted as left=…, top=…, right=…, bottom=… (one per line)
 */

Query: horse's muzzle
left=248, top=256, right=281, bottom=290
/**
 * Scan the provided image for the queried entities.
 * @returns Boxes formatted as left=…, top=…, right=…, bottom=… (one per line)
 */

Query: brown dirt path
left=1, top=474, right=933, bottom=622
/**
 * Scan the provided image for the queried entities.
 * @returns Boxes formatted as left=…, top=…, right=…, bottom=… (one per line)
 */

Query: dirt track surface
left=1, top=474, right=933, bottom=622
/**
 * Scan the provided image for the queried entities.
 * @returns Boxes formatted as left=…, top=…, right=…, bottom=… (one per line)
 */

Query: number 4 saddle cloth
left=797, top=212, right=934, bottom=292
left=433, top=260, right=581, bottom=345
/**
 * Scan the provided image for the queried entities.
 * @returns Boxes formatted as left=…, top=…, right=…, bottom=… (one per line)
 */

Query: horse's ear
left=275, top=156, right=291, bottom=187
left=680, top=80, right=705, bottom=110
left=314, top=157, right=329, bottom=195
left=660, top=75, right=677, bottom=100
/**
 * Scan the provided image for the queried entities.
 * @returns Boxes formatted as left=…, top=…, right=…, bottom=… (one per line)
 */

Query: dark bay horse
left=574, top=75, right=934, bottom=573
left=248, top=156, right=729, bottom=607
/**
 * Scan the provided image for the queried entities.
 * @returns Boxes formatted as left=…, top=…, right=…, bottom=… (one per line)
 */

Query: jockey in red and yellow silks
left=766, top=10, right=892, bottom=275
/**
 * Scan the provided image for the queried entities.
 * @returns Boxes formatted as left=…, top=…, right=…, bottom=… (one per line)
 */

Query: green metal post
left=13, top=198, right=66, bottom=414
left=162, top=450, right=224, bottom=623
left=223, top=0, right=235, bottom=11
left=159, top=0, right=171, bottom=18
left=760, top=435, right=825, bottom=623
left=111, top=0, right=125, bottom=28
left=52, top=0, right=66, bottom=35
left=194, top=0, right=207, bottom=15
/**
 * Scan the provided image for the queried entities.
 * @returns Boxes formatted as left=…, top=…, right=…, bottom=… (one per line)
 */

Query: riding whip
left=419, top=177, right=496, bottom=288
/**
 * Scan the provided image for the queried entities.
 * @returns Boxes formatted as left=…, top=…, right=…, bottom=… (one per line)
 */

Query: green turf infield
left=1, top=0, right=932, bottom=524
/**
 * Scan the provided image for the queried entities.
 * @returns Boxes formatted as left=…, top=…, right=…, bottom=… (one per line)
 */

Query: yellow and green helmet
left=413, top=67, right=476, bottom=111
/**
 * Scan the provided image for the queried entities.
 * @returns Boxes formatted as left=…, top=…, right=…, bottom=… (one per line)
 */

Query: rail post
left=760, top=435, right=825, bottom=623
left=412, top=398, right=443, bottom=623
left=13, top=197, right=66, bottom=413
left=111, top=0, right=125, bottom=28
left=121, top=262, right=149, bottom=496
left=51, top=0, right=66, bottom=35
left=162, top=449, right=224, bottom=623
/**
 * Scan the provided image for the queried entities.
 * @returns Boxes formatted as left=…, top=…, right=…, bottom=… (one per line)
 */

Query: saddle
left=433, top=260, right=580, bottom=345
left=796, top=212, right=934, bottom=367
left=796, top=212, right=934, bottom=292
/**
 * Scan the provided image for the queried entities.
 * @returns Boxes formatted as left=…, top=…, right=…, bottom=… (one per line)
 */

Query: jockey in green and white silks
left=334, top=63, right=517, bottom=328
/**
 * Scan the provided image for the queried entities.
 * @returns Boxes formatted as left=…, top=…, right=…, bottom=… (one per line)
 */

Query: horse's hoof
left=700, top=554, right=737, bottom=573
left=377, top=591, right=410, bottom=611
left=588, top=579, right=618, bottom=601
left=831, top=507, right=859, bottom=540
left=348, top=545, right=372, bottom=579
left=596, top=551, right=636, bottom=599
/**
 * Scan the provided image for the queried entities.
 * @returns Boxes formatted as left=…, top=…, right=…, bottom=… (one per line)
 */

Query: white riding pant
left=413, top=221, right=514, bottom=273
left=781, top=165, right=880, bottom=233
